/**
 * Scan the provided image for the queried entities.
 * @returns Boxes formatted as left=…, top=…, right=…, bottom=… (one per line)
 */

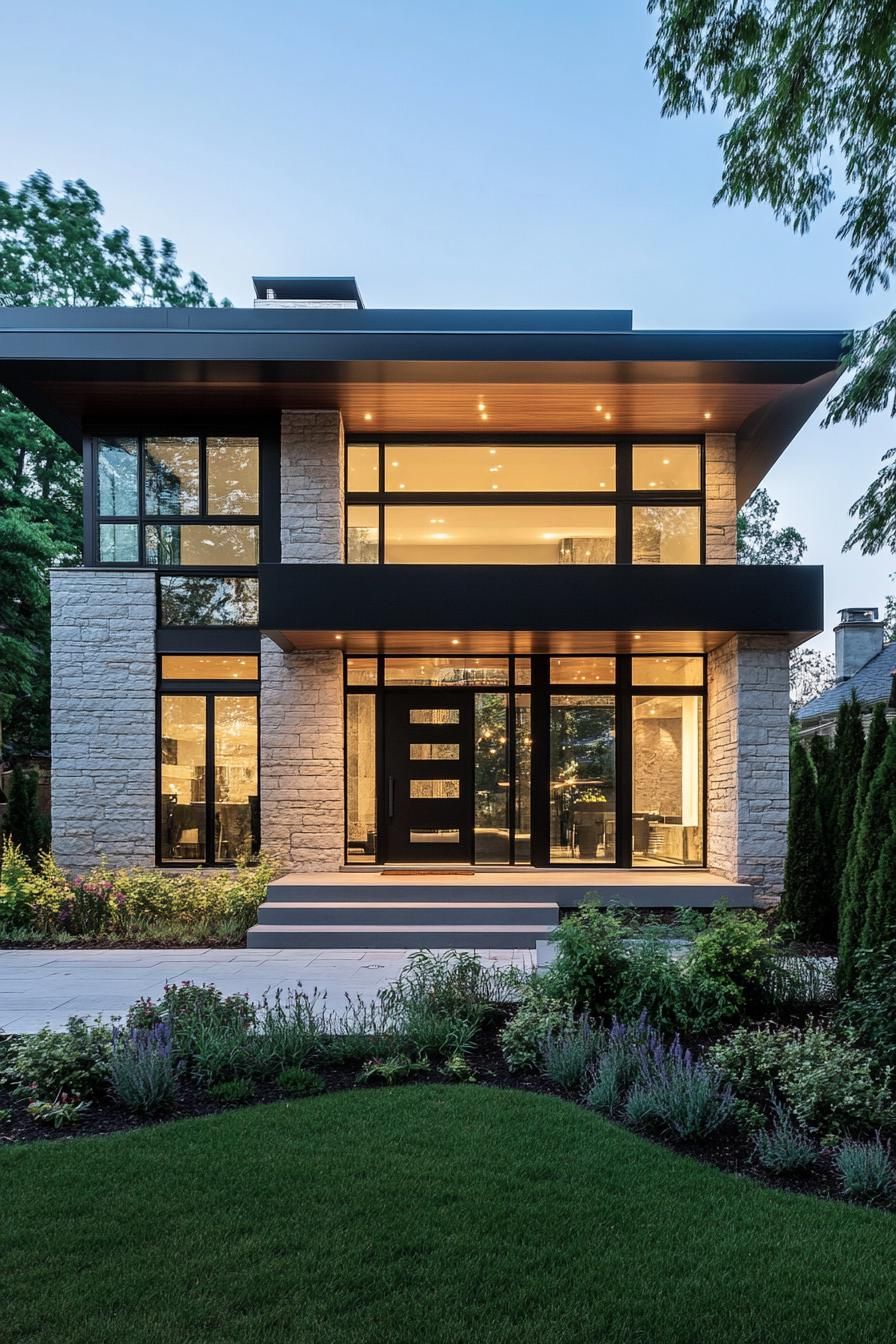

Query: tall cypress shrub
left=833, top=693, right=865, bottom=888
left=1, top=765, right=48, bottom=866
left=839, top=703, right=889, bottom=992
left=860, top=725, right=896, bottom=951
left=780, top=740, right=827, bottom=941
left=808, top=733, right=837, bottom=940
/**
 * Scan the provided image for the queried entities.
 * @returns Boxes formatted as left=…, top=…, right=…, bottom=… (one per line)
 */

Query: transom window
left=345, top=439, right=703, bottom=565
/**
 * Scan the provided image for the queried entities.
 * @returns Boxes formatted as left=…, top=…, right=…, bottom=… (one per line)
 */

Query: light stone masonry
left=704, top=433, right=737, bottom=564
left=707, top=634, right=791, bottom=898
left=260, top=410, right=346, bottom=870
left=50, top=568, right=157, bottom=872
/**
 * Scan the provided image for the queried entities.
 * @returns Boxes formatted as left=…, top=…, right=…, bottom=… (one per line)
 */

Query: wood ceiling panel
left=270, top=629, right=814, bottom=655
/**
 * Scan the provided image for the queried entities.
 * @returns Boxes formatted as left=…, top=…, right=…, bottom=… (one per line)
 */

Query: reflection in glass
left=161, top=696, right=206, bottom=862
left=515, top=694, right=532, bottom=863
left=410, top=743, right=460, bottom=760
left=346, top=658, right=378, bottom=685
left=475, top=692, right=509, bottom=863
left=99, top=523, right=139, bottom=563
left=411, top=779, right=461, bottom=799
left=409, top=708, right=460, bottom=724
left=97, top=437, right=139, bottom=515
left=347, top=505, right=379, bottom=563
left=550, top=657, right=616, bottom=684
left=214, top=696, right=258, bottom=860
left=550, top=694, right=616, bottom=863
left=632, top=656, right=704, bottom=686
left=514, top=658, right=532, bottom=685
left=632, top=506, right=700, bottom=564
left=159, top=576, right=259, bottom=626
left=346, top=694, right=377, bottom=863
left=383, top=443, right=616, bottom=493
left=161, top=655, right=259, bottom=680
left=632, top=695, right=703, bottom=866
left=144, top=437, right=200, bottom=515
left=347, top=444, right=380, bottom=492
left=384, top=657, right=508, bottom=686
left=632, top=444, right=701, bottom=491
left=206, top=438, right=259, bottom=515
left=144, top=523, right=258, bottom=565
left=384, top=505, right=615, bottom=563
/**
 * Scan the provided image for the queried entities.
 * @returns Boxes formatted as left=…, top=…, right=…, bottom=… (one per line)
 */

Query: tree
left=646, top=4, right=896, bottom=555
left=736, top=488, right=807, bottom=565
left=833, top=694, right=866, bottom=891
left=789, top=649, right=836, bottom=714
left=0, top=171, right=228, bottom=754
left=839, top=702, right=889, bottom=991
left=859, top=725, right=896, bottom=950
left=808, top=733, right=838, bottom=940
left=1, top=765, right=49, bottom=864
left=780, top=739, right=827, bottom=942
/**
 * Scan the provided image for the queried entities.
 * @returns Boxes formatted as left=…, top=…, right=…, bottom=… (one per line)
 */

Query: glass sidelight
left=550, top=695, right=616, bottom=863
left=632, top=694, right=703, bottom=866
left=475, top=693, right=509, bottom=863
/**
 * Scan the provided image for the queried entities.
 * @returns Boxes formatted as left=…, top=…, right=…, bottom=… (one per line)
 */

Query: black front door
left=382, top=690, right=473, bottom=863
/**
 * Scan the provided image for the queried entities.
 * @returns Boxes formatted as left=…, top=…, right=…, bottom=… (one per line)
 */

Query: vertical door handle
left=388, top=776, right=395, bottom=819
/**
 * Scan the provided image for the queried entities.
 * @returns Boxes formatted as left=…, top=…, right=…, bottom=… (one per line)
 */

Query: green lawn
left=4, top=1086, right=896, bottom=1344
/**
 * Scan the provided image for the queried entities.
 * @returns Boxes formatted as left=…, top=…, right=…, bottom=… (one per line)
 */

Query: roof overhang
left=0, top=307, right=845, bottom=501
left=259, top=562, right=823, bottom=655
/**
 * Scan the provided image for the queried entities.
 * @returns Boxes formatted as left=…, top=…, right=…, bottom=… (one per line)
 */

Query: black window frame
left=157, top=659, right=261, bottom=869
left=343, top=652, right=707, bottom=869
left=344, top=435, right=706, bottom=566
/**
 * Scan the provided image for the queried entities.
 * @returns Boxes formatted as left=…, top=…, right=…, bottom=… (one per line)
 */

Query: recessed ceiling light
left=335, top=633, right=343, bottom=641
left=391, top=460, right=400, bottom=467
left=704, top=411, right=712, bottom=420
left=604, top=412, right=612, bottom=421
left=662, top=458, right=670, bottom=465
left=480, top=412, right=489, bottom=421
left=477, top=401, right=487, bottom=412
left=451, top=638, right=460, bottom=645
left=489, top=448, right=497, bottom=455
left=633, top=634, right=642, bottom=641
left=648, top=480, right=657, bottom=487
left=363, top=412, right=373, bottom=422
left=595, top=403, right=603, bottom=412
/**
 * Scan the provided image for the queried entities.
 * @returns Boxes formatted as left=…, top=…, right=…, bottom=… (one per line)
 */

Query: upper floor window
left=345, top=439, right=703, bottom=565
left=95, top=435, right=259, bottom=565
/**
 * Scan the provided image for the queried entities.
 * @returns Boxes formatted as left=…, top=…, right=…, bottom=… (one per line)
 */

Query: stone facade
left=50, top=568, right=157, bottom=871
left=704, top=433, right=737, bottom=564
left=259, top=410, right=346, bottom=871
left=706, top=635, right=791, bottom=897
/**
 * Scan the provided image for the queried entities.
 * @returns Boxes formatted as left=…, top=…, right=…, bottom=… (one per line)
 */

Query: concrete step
left=255, top=901, right=558, bottom=927
left=246, top=923, right=558, bottom=949
left=262, top=876, right=754, bottom=907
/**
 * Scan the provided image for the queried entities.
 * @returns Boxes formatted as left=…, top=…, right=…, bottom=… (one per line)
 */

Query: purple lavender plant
left=109, top=1020, right=178, bottom=1114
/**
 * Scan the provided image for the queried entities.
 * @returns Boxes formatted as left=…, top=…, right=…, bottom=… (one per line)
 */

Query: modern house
left=795, top=607, right=896, bottom=738
left=0, top=279, right=842, bottom=946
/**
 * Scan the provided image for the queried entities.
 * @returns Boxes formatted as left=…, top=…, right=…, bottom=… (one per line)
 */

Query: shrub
left=584, top=1014, right=654, bottom=1117
left=207, top=1078, right=255, bottom=1105
left=109, top=1021, right=178, bottom=1114
left=498, top=981, right=569, bottom=1072
left=763, top=954, right=837, bottom=1016
left=839, top=703, right=889, bottom=992
left=1, top=1017, right=112, bottom=1101
left=442, top=1052, right=475, bottom=1082
left=614, top=926, right=690, bottom=1034
left=277, top=1065, right=325, bottom=1096
left=129, top=981, right=256, bottom=1062
left=622, top=1035, right=736, bottom=1140
left=1, top=764, right=49, bottom=865
left=26, top=1093, right=91, bottom=1127
left=780, top=740, right=828, bottom=942
left=376, top=949, right=512, bottom=1059
left=540, top=1015, right=602, bottom=1092
left=0, top=837, right=35, bottom=929
left=544, top=905, right=628, bottom=1016
left=707, top=1024, right=893, bottom=1138
left=841, top=942, right=896, bottom=1065
left=322, top=995, right=400, bottom=1065
left=357, top=1054, right=429, bottom=1086
left=684, top=906, right=776, bottom=1030
left=250, top=988, right=328, bottom=1077
left=752, top=1101, right=818, bottom=1174
left=835, top=1137, right=896, bottom=1203
left=853, top=723, right=896, bottom=953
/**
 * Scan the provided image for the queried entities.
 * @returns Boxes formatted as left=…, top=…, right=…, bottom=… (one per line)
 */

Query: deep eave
left=0, top=306, right=845, bottom=503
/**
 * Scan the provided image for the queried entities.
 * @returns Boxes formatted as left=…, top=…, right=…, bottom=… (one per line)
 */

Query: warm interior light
left=489, top=448, right=497, bottom=455
left=391, top=460, right=400, bottom=467
left=662, top=458, right=670, bottom=465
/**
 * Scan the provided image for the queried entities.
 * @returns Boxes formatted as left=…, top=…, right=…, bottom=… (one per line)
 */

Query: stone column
left=706, top=634, right=791, bottom=898
left=260, top=410, right=345, bottom=871
left=50, top=568, right=157, bottom=872
left=704, top=433, right=737, bottom=564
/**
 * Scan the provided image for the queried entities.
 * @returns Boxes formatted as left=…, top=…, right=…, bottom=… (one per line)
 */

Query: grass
left=4, top=1087, right=896, bottom=1344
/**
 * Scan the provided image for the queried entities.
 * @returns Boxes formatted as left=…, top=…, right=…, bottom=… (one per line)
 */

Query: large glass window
left=550, top=694, right=616, bottom=863
left=383, top=505, right=615, bottom=564
left=346, top=694, right=377, bottom=863
left=160, top=693, right=258, bottom=865
left=97, top=437, right=139, bottom=515
left=347, top=505, right=379, bottom=563
left=632, top=506, right=701, bottom=564
left=99, top=523, right=139, bottom=564
left=384, top=444, right=616, bottom=493
left=632, top=444, right=701, bottom=491
left=145, top=523, right=259, bottom=566
left=161, top=655, right=259, bottom=680
left=384, top=657, right=509, bottom=686
left=632, top=656, right=703, bottom=686
left=159, top=576, right=259, bottom=626
left=206, top=437, right=259, bottom=514
left=145, top=437, right=201, bottom=515
left=632, top=695, right=703, bottom=866
left=347, top=444, right=379, bottom=492
left=550, top=657, right=616, bottom=684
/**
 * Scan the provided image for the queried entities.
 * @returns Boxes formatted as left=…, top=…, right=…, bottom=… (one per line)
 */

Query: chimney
left=251, top=276, right=364, bottom=310
left=834, top=607, right=885, bottom=681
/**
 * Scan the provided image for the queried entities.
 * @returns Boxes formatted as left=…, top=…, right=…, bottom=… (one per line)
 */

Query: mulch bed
left=0, top=1019, right=862, bottom=1211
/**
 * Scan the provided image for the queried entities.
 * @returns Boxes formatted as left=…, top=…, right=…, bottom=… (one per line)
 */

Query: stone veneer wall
left=704, top=433, right=737, bottom=563
left=260, top=410, right=346, bottom=871
left=706, top=634, right=791, bottom=898
left=50, top=568, right=157, bottom=871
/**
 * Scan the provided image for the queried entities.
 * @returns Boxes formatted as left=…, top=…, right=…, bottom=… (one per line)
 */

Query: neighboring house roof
left=795, top=642, right=896, bottom=722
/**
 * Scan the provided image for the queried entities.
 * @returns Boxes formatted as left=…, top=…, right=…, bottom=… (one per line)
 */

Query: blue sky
left=6, top=0, right=894, bottom=649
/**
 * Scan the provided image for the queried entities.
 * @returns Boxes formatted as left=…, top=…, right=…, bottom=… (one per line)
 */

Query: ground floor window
left=159, top=661, right=259, bottom=865
left=344, top=655, right=705, bottom=868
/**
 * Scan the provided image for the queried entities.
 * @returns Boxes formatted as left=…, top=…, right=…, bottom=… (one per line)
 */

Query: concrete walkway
left=0, top=947, right=535, bottom=1033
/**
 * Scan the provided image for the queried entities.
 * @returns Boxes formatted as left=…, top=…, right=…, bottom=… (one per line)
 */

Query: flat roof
left=0, top=305, right=846, bottom=501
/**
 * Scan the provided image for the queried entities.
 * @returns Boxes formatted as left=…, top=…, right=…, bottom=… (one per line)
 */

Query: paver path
left=0, top=947, right=534, bottom=1033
